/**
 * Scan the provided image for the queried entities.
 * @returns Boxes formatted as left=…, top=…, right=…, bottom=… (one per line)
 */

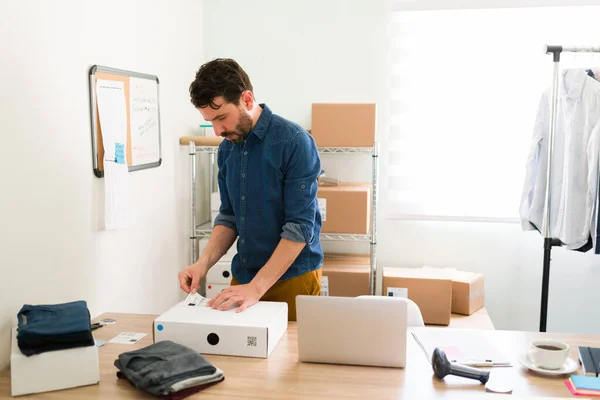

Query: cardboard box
left=451, top=271, right=484, bottom=315
left=10, top=328, right=100, bottom=396
left=420, top=267, right=484, bottom=316
left=207, top=261, right=232, bottom=285
left=317, top=184, right=371, bottom=234
left=153, top=300, right=288, bottom=358
left=382, top=267, right=452, bottom=326
left=322, top=255, right=370, bottom=297
left=311, top=103, right=376, bottom=147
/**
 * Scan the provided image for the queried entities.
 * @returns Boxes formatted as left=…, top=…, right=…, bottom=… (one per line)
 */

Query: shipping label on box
left=321, top=276, right=329, bottom=296
left=318, top=198, right=327, bottom=221
left=386, top=287, right=408, bottom=298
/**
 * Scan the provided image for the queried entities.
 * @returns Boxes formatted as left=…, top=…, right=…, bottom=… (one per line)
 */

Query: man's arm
left=251, top=238, right=306, bottom=294
left=198, top=225, right=237, bottom=269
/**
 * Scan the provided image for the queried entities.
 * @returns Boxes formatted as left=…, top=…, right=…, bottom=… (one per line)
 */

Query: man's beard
left=221, top=111, right=253, bottom=144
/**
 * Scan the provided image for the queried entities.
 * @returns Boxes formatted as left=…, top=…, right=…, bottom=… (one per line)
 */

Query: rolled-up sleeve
left=281, top=131, right=321, bottom=244
left=214, top=147, right=238, bottom=235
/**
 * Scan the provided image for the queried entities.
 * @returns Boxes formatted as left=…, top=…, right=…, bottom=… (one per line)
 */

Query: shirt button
left=244, top=151, right=248, bottom=155
left=241, top=239, right=245, bottom=244
left=241, top=196, right=245, bottom=200
left=242, top=173, right=246, bottom=178
left=242, top=258, right=247, bottom=263
left=301, top=184, right=306, bottom=189
left=241, top=217, right=245, bottom=221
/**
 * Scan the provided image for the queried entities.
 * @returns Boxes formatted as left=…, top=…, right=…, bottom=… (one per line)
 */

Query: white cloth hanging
left=520, top=68, right=600, bottom=250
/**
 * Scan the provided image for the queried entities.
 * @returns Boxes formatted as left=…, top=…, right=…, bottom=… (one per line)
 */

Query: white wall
left=0, top=0, right=204, bottom=370
left=203, top=0, right=600, bottom=334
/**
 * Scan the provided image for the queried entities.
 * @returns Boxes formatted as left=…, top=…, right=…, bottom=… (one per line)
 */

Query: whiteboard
left=129, top=77, right=160, bottom=166
left=89, top=65, right=162, bottom=177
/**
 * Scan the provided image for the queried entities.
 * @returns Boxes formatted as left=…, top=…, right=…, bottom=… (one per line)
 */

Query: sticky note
left=571, top=375, right=600, bottom=391
left=115, top=143, right=125, bottom=164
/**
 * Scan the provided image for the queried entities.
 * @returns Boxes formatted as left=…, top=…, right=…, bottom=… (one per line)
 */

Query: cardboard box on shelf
left=321, top=254, right=371, bottom=297
left=382, top=267, right=452, bottom=326
left=421, top=266, right=484, bottom=316
left=317, top=184, right=371, bottom=234
left=310, top=103, right=376, bottom=148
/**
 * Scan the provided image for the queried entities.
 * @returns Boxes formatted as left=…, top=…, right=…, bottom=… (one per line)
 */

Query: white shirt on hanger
left=520, top=68, right=600, bottom=250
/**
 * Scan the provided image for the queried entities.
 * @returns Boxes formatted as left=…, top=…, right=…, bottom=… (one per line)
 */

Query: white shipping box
left=153, top=300, right=288, bottom=358
left=207, top=261, right=232, bottom=285
left=10, top=328, right=100, bottom=396
left=206, top=283, right=228, bottom=298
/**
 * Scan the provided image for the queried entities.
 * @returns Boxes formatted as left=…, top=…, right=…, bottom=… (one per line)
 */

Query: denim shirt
left=214, top=104, right=324, bottom=284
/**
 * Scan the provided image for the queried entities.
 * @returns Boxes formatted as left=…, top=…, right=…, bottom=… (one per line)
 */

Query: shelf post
left=189, top=141, right=198, bottom=265
left=370, top=142, right=379, bottom=296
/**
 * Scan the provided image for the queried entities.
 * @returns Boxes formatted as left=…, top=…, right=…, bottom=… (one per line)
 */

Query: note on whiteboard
left=96, top=79, right=130, bottom=230
left=130, top=77, right=160, bottom=166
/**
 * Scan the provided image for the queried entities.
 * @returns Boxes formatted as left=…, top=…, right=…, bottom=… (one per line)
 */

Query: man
left=178, top=58, right=323, bottom=321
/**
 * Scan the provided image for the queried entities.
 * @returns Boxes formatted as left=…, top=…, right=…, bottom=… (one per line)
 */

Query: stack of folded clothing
left=114, top=340, right=224, bottom=399
left=17, top=300, right=95, bottom=356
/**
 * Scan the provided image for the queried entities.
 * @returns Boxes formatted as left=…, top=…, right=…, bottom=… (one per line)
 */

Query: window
left=388, top=5, right=600, bottom=221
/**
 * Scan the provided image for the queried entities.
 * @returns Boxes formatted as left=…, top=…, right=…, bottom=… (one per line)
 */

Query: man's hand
left=178, top=262, right=209, bottom=294
left=207, top=282, right=265, bottom=313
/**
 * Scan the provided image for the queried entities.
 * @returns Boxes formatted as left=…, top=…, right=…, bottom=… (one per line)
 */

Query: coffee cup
left=527, top=339, right=569, bottom=370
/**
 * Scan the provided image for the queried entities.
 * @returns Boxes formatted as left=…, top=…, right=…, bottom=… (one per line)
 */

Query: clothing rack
left=539, top=45, right=600, bottom=332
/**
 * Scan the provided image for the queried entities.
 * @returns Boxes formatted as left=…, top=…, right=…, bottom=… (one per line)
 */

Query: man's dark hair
left=189, top=58, right=253, bottom=109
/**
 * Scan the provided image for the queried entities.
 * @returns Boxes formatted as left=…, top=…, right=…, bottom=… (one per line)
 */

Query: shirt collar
left=249, top=104, right=272, bottom=141
left=561, top=69, right=588, bottom=101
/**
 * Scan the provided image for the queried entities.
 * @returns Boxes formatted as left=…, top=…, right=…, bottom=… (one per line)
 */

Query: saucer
left=518, top=354, right=579, bottom=376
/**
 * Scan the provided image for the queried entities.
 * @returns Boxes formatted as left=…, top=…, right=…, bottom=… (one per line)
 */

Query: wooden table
left=0, top=309, right=592, bottom=399
left=442, top=307, right=495, bottom=330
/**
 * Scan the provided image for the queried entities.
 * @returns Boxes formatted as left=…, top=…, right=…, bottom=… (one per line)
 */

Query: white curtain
left=388, top=5, right=600, bottom=221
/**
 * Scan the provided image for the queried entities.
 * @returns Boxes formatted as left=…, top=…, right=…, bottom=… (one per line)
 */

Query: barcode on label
left=247, top=336, right=257, bottom=347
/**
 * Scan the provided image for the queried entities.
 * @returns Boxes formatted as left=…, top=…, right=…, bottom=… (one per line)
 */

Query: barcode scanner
left=432, top=348, right=490, bottom=384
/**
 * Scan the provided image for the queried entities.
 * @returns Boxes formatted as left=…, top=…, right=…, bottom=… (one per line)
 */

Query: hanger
left=587, top=51, right=600, bottom=82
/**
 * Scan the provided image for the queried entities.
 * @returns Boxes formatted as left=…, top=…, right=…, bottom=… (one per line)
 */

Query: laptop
left=295, top=295, right=408, bottom=368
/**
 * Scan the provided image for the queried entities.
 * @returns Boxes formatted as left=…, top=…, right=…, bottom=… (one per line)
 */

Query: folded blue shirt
left=17, top=300, right=92, bottom=336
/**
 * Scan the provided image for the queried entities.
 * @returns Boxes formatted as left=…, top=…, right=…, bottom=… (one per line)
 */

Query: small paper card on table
left=109, top=332, right=147, bottom=344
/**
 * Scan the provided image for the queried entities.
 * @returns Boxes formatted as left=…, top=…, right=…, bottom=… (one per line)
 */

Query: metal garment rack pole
left=540, top=45, right=600, bottom=332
